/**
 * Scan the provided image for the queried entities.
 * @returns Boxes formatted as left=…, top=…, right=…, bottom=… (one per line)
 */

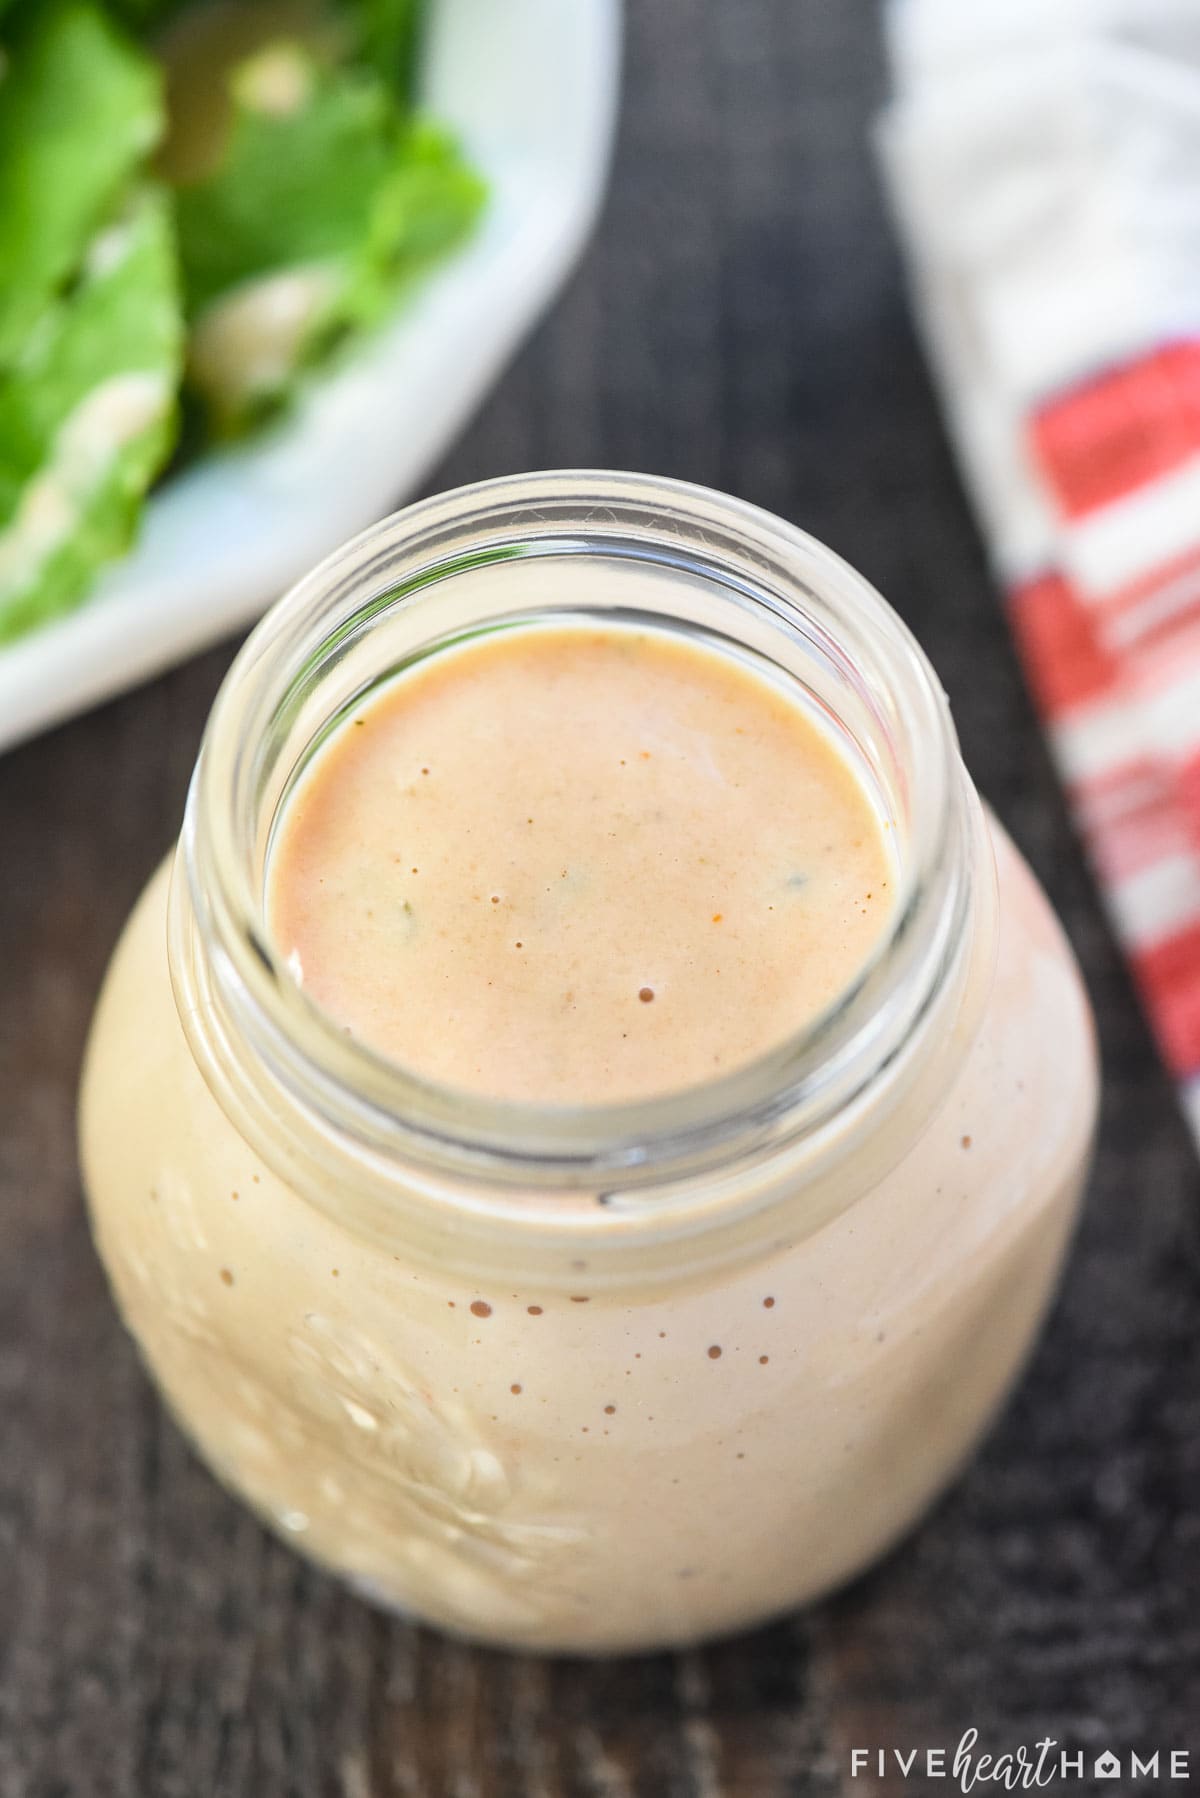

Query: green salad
left=0, top=0, right=485, bottom=643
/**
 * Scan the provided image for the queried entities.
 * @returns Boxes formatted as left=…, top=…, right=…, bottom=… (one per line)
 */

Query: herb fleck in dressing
left=267, top=625, right=896, bottom=1103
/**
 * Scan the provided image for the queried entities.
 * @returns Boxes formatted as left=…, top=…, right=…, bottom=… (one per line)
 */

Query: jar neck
left=169, top=472, right=991, bottom=1284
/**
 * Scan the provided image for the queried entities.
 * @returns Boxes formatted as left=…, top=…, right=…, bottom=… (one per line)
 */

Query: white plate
left=0, top=0, right=622, bottom=753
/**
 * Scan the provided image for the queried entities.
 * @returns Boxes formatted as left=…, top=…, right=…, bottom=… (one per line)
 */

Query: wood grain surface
left=2, top=2, right=1199, bottom=1793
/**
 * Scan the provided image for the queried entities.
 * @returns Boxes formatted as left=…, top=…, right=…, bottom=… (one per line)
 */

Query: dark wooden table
left=4, top=3, right=1200, bottom=1793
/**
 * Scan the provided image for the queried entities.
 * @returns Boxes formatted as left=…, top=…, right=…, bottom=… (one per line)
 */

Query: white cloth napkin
left=879, top=0, right=1200, bottom=1143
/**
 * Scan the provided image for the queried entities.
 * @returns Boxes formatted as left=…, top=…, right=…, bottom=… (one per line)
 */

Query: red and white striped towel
left=880, top=0, right=1200, bottom=1139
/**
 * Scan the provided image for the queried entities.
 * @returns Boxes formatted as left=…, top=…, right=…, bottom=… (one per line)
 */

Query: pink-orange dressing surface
left=266, top=626, right=896, bottom=1103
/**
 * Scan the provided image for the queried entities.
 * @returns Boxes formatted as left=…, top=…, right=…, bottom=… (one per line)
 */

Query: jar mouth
left=179, top=471, right=970, bottom=1189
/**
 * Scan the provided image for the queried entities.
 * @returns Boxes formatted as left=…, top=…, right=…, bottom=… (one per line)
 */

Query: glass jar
left=79, top=472, right=1098, bottom=1654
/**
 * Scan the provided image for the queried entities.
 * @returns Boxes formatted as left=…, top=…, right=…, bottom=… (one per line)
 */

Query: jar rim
left=177, top=470, right=974, bottom=1223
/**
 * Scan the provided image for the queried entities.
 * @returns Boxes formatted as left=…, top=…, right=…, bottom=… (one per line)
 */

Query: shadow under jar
left=79, top=471, right=1098, bottom=1654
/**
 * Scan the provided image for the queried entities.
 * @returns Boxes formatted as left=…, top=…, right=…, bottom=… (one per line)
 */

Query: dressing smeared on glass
left=267, top=625, right=896, bottom=1103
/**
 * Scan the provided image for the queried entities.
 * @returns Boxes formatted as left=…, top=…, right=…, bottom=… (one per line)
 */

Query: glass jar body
left=80, top=814, right=1095, bottom=1653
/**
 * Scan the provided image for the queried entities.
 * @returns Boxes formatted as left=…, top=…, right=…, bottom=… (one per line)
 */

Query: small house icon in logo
left=1095, top=1751, right=1121, bottom=1780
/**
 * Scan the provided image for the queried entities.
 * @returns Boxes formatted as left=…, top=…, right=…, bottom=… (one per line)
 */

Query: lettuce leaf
left=175, top=46, right=395, bottom=317
left=335, top=0, right=428, bottom=101
left=0, top=1, right=164, bottom=366
left=0, top=1, right=483, bottom=641
left=0, top=188, right=183, bottom=641
left=105, top=0, right=191, bottom=27
left=176, top=43, right=484, bottom=431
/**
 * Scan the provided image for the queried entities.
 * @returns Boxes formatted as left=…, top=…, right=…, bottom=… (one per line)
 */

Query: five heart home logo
left=849, top=1731, right=1191, bottom=1790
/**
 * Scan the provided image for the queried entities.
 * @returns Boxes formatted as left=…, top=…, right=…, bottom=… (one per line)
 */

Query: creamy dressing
left=80, top=825, right=1097, bottom=1650
left=188, top=265, right=337, bottom=416
left=267, top=625, right=897, bottom=1103
left=77, top=510, right=1098, bottom=1652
